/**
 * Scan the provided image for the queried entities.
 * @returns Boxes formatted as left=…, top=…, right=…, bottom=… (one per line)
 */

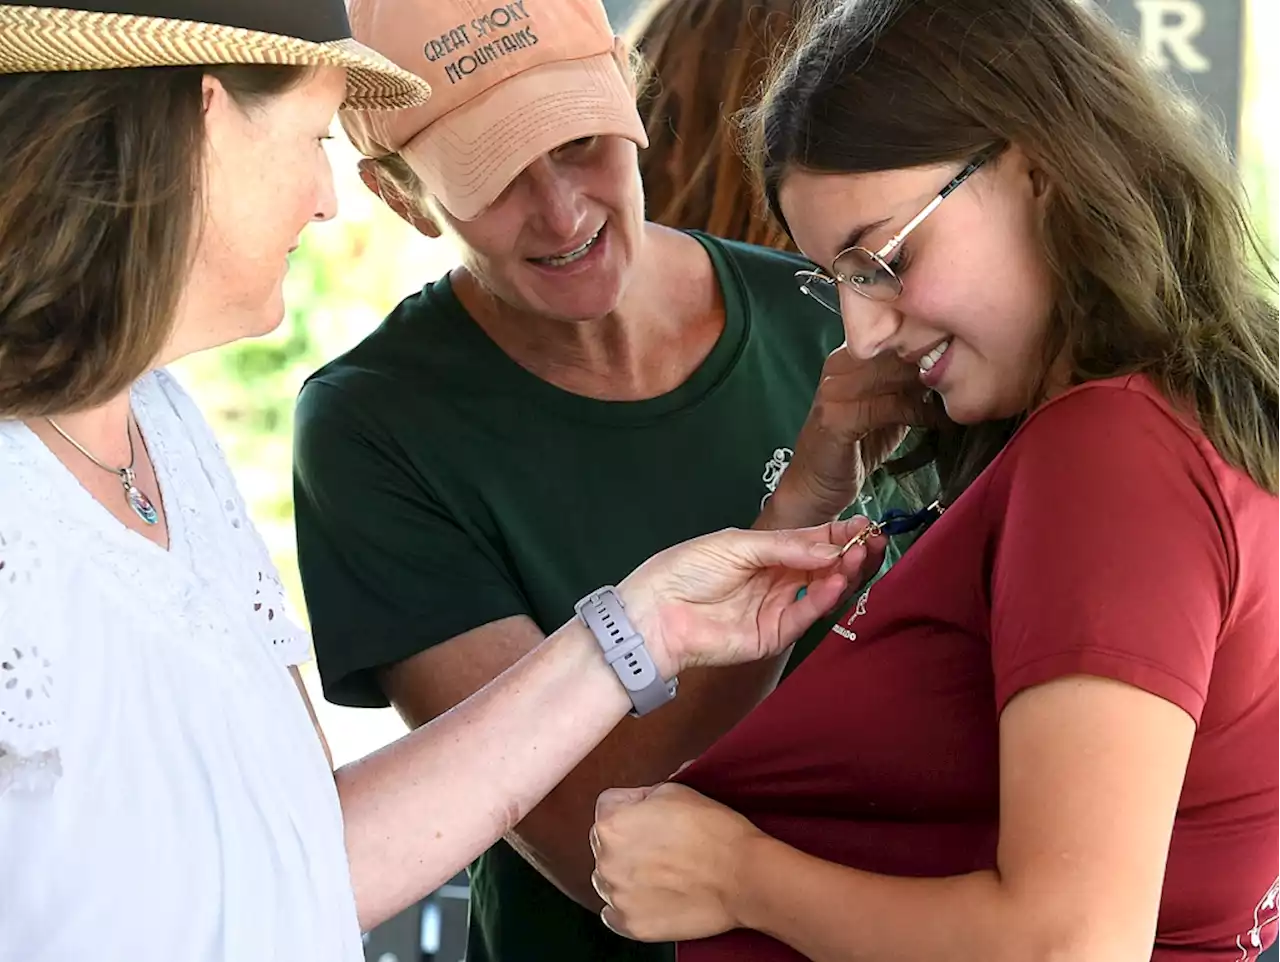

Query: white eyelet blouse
left=0, top=371, right=362, bottom=962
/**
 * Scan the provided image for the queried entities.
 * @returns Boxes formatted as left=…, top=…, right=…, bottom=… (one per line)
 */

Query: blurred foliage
left=1241, top=0, right=1278, bottom=279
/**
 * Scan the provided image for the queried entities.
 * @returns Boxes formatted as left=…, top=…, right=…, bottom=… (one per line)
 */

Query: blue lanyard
left=840, top=499, right=944, bottom=554
left=797, top=499, right=944, bottom=602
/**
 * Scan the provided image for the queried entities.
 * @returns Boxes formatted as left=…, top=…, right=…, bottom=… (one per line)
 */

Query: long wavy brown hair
left=0, top=65, right=309, bottom=418
left=629, top=0, right=801, bottom=249
left=749, top=0, right=1279, bottom=496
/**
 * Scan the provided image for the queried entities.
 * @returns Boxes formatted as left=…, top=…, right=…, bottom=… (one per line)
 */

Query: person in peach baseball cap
left=293, top=0, right=938, bottom=960
left=343, top=0, right=648, bottom=221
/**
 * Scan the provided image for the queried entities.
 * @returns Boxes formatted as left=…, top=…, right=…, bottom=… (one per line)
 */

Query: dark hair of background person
left=0, top=64, right=310, bottom=419
left=748, top=0, right=1279, bottom=499
left=629, top=0, right=801, bottom=250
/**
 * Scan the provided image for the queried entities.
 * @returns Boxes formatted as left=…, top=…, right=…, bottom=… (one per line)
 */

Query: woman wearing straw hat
left=0, top=3, right=882, bottom=958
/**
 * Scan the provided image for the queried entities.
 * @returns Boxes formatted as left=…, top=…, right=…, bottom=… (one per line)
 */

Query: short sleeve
left=244, top=548, right=313, bottom=669
left=293, top=381, right=529, bottom=708
left=217, top=469, right=312, bottom=669
left=147, top=370, right=312, bottom=670
left=0, top=527, right=61, bottom=795
left=989, top=384, right=1232, bottom=724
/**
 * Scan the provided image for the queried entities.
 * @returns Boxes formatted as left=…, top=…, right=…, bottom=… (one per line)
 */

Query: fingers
left=708, top=526, right=850, bottom=573
left=823, top=343, right=918, bottom=386
left=838, top=389, right=940, bottom=432
left=814, top=348, right=945, bottom=436
left=596, top=878, right=637, bottom=941
left=802, top=383, right=936, bottom=466
left=593, top=785, right=658, bottom=866
left=595, top=785, right=656, bottom=823
left=828, top=515, right=872, bottom=548
left=601, top=903, right=625, bottom=937
left=593, top=786, right=658, bottom=935
left=779, top=571, right=849, bottom=640
left=787, top=517, right=886, bottom=624
left=782, top=517, right=875, bottom=570
left=592, top=867, right=612, bottom=906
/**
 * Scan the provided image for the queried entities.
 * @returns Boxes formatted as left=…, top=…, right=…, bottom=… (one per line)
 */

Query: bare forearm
left=334, top=620, right=630, bottom=931
left=735, top=837, right=1011, bottom=962
left=734, top=836, right=1124, bottom=962
left=507, top=500, right=808, bottom=909
left=512, top=658, right=787, bottom=910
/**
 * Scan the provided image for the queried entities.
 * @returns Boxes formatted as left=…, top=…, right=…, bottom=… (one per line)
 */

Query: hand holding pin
left=839, top=500, right=943, bottom=556
left=797, top=501, right=943, bottom=600
left=838, top=519, right=884, bottom=557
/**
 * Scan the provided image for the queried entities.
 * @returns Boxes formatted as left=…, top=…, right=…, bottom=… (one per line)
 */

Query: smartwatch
left=574, top=586, right=678, bottom=717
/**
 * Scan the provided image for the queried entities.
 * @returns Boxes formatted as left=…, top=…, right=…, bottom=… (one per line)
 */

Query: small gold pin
left=838, top=521, right=883, bottom=557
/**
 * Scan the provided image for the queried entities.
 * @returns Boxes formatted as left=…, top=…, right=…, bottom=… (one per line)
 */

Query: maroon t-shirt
left=676, top=376, right=1278, bottom=961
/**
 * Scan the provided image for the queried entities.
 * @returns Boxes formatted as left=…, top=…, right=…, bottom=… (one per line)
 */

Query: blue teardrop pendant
left=120, top=473, right=158, bottom=526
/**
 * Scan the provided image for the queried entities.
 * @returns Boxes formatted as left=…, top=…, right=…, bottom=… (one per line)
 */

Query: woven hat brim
left=0, top=6, right=430, bottom=110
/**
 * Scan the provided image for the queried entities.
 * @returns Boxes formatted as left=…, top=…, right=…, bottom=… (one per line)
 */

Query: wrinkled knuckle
left=777, top=529, right=808, bottom=551
left=593, top=846, right=618, bottom=875
left=597, top=787, right=620, bottom=808
left=615, top=916, right=639, bottom=940
left=611, top=904, right=639, bottom=935
left=596, top=787, right=629, bottom=817
left=593, top=818, right=615, bottom=846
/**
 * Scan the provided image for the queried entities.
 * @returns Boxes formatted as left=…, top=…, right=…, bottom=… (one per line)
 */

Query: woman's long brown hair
left=0, top=64, right=309, bottom=417
left=629, top=0, right=802, bottom=249
left=750, top=0, right=1279, bottom=496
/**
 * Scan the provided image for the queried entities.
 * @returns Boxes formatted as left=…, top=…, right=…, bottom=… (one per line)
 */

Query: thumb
left=595, top=785, right=658, bottom=822
left=717, top=527, right=843, bottom=572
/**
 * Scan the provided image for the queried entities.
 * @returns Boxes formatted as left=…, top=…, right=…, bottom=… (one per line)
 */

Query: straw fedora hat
left=0, top=1, right=431, bottom=110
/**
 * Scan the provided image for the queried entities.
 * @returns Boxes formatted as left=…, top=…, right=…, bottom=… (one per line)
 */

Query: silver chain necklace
left=45, top=414, right=160, bottom=526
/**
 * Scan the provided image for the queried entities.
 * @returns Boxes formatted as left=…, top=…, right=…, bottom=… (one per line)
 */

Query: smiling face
left=163, top=66, right=346, bottom=363
left=430, top=134, right=647, bottom=323
left=779, top=147, right=1058, bottom=424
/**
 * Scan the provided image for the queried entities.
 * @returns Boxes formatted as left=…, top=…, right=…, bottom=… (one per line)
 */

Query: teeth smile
left=533, top=229, right=601, bottom=267
left=918, top=339, right=951, bottom=373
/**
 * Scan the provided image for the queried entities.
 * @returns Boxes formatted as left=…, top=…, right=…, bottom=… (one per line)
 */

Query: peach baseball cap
left=341, top=0, right=649, bottom=221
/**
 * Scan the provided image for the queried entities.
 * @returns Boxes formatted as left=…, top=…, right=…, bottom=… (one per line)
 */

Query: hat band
left=41, top=0, right=352, bottom=43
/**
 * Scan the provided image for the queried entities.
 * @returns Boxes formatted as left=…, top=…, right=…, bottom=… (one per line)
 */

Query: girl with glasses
left=591, top=1, right=1279, bottom=959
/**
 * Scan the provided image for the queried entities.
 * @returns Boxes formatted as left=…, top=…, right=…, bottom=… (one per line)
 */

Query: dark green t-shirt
left=294, top=232, right=924, bottom=962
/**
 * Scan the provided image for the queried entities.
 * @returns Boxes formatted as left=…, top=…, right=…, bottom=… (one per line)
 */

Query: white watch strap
left=574, top=586, right=677, bottom=717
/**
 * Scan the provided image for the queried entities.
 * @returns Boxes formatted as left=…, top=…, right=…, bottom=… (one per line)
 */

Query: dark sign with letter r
left=1095, top=0, right=1244, bottom=154
left=605, top=0, right=1245, bottom=156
